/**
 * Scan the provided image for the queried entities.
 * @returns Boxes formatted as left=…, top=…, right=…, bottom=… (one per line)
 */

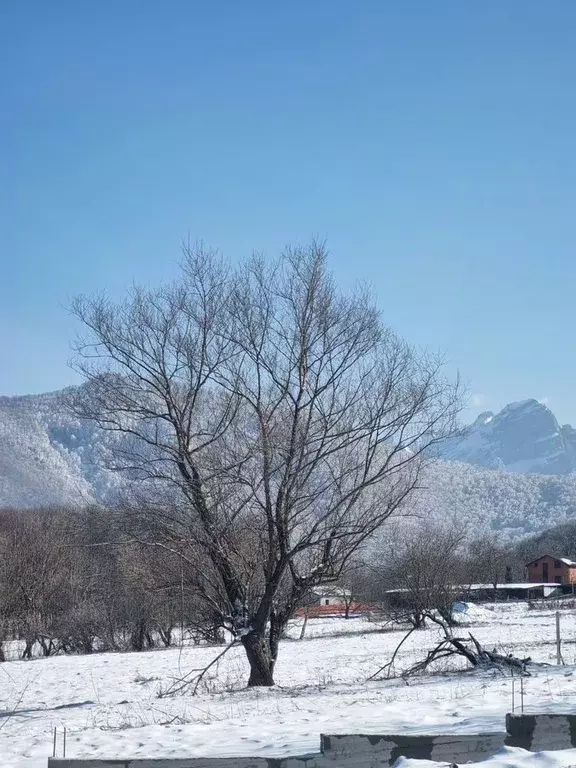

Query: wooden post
left=52, top=727, right=57, bottom=757
left=556, top=611, right=563, bottom=665
left=300, top=606, right=309, bottom=640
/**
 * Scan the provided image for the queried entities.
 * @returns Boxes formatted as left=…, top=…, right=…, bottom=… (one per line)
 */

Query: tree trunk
left=241, top=632, right=275, bottom=687
left=410, top=611, right=426, bottom=629
left=158, top=626, right=173, bottom=647
left=268, top=611, right=285, bottom=676
left=130, top=621, right=146, bottom=652
left=22, top=638, right=34, bottom=659
left=210, top=623, right=224, bottom=644
left=82, top=637, right=94, bottom=654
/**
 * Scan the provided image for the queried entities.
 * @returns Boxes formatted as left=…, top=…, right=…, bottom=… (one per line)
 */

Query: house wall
left=526, top=556, right=576, bottom=585
left=565, top=568, right=576, bottom=585
left=321, top=596, right=344, bottom=606
left=311, top=593, right=348, bottom=606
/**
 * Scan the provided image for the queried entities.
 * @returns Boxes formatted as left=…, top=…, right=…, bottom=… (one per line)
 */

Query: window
left=556, top=577, right=562, bottom=584
left=325, top=599, right=329, bottom=605
left=554, top=560, right=562, bottom=568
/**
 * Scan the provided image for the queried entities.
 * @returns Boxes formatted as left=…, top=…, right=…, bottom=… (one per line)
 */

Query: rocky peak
left=442, top=399, right=576, bottom=475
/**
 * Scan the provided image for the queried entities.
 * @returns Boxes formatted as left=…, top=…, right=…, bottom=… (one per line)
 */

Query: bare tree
left=378, top=518, right=470, bottom=628
left=467, top=534, right=512, bottom=601
left=70, top=241, right=462, bottom=686
left=0, top=508, right=77, bottom=658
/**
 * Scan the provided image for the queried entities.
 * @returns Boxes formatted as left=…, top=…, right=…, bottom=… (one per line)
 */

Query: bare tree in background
left=468, top=534, right=512, bottom=600
left=70, top=241, right=462, bottom=686
left=379, top=518, right=470, bottom=628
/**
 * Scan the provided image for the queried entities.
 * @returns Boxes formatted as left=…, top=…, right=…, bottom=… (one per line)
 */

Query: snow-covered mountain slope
left=0, top=390, right=122, bottom=508
left=420, top=460, right=576, bottom=538
left=441, top=399, right=576, bottom=475
left=2, top=389, right=576, bottom=538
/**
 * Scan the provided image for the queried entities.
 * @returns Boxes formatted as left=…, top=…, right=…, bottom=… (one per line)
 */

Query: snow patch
left=2, top=604, right=576, bottom=767
left=451, top=601, right=494, bottom=624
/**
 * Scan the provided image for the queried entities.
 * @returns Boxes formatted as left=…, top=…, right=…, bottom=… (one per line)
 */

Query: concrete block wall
left=506, top=713, right=576, bottom=751
left=47, top=731, right=506, bottom=768
left=47, top=759, right=318, bottom=768
left=48, top=715, right=576, bottom=768
left=320, top=732, right=505, bottom=765
left=48, top=761, right=299, bottom=768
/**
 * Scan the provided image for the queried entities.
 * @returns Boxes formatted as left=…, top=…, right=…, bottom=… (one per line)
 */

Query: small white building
left=310, top=585, right=351, bottom=607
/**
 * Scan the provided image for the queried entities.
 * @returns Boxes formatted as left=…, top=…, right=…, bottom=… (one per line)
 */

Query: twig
left=0, top=671, right=35, bottom=731
left=158, top=640, right=238, bottom=698
left=368, top=626, right=416, bottom=680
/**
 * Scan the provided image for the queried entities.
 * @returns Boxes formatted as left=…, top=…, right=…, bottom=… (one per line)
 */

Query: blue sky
left=2, top=1, right=576, bottom=423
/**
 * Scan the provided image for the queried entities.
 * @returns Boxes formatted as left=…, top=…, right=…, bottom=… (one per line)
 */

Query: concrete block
left=320, top=732, right=505, bottom=765
left=48, top=759, right=309, bottom=768
left=48, top=761, right=272, bottom=768
left=506, top=713, right=576, bottom=751
left=49, top=762, right=129, bottom=768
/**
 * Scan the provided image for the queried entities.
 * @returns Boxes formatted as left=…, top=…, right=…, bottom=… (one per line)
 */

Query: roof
left=468, top=582, right=562, bottom=590
left=311, top=585, right=351, bottom=597
left=525, top=554, right=576, bottom=567
left=385, top=582, right=563, bottom=594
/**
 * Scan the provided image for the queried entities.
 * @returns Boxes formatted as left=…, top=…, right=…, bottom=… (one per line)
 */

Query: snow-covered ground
left=3, top=603, right=576, bottom=768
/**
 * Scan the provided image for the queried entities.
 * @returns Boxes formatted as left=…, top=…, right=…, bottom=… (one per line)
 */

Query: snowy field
left=3, top=603, right=576, bottom=768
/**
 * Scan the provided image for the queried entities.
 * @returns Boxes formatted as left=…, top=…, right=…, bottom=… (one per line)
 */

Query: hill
left=0, top=390, right=121, bottom=508
left=1, top=390, right=576, bottom=538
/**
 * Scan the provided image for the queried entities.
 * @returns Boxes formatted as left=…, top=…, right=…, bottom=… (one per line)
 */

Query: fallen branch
left=158, top=640, right=238, bottom=698
left=403, top=626, right=531, bottom=678
left=371, top=608, right=532, bottom=682
left=368, top=626, right=416, bottom=680
left=468, top=633, right=531, bottom=674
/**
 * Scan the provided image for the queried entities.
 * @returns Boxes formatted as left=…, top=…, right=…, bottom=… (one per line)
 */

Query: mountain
left=441, top=399, right=576, bottom=475
left=421, top=460, right=576, bottom=539
left=1, top=389, right=576, bottom=538
left=0, top=390, right=122, bottom=508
